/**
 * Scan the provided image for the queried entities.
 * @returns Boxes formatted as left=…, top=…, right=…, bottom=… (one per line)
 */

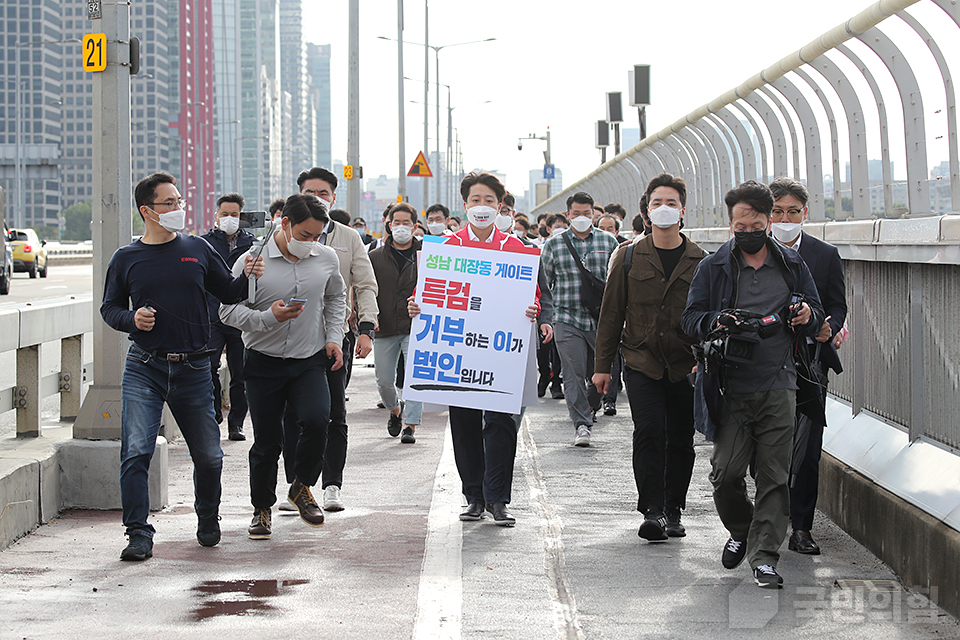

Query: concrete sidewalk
left=1, top=361, right=957, bottom=639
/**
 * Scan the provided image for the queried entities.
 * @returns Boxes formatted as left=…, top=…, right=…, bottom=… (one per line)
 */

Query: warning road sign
left=407, top=151, right=433, bottom=178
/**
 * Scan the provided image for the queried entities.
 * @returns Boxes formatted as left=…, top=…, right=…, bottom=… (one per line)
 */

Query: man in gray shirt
left=220, top=194, right=346, bottom=540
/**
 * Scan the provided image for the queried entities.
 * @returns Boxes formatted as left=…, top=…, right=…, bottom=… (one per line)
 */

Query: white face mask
left=495, top=213, right=514, bottom=232
left=218, top=215, right=239, bottom=236
left=391, top=224, right=414, bottom=245
left=154, top=208, right=186, bottom=233
left=649, top=205, right=681, bottom=228
left=514, top=229, right=525, bottom=238
left=427, top=221, right=446, bottom=236
left=551, top=226, right=567, bottom=237
left=466, top=205, right=497, bottom=229
left=771, top=222, right=802, bottom=243
left=570, top=216, right=594, bottom=233
left=285, top=225, right=315, bottom=259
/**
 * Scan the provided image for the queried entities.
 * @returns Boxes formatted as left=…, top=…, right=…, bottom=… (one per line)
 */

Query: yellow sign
left=407, top=151, right=433, bottom=177
left=396, top=195, right=403, bottom=203
left=343, top=165, right=354, bottom=180
left=83, top=33, right=107, bottom=72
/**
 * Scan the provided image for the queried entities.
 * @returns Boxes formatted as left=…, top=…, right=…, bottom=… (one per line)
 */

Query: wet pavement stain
left=190, top=579, right=309, bottom=621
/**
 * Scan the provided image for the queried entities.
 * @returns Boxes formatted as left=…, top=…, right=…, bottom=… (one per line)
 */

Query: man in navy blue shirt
left=100, top=172, right=263, bottom=562
left=201, top=192, right=255, bottom=441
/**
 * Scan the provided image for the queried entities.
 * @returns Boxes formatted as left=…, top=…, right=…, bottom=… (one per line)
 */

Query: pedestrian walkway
left=1, top=362, right=956, bottom=638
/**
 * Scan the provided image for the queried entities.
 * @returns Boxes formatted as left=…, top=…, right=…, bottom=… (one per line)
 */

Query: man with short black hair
left=426, top=203, right=451, bottom=236
left=370, top=202, right=423, bottom=444
left=201, top=192, right=255, bottom=441
left=768, top=176, right=846, bottom=557
left=221, top=193, right=346, bottom=539
left=595, top=174, right=706, bottom=542
left=683, top=180, right=824, bottom=589
left=281, top=167, right=379, bottom=512
left=269, top=198, right=285, bottom=222
left=101, top=172, right=264, bottom=561
left=541, top=191, right=619, bottom=447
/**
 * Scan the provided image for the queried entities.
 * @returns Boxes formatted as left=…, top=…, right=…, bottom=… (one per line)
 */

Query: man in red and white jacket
left=409, top=172, right=548, bottom=526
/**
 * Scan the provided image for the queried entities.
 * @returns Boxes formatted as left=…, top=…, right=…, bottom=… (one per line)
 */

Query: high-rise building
left=280, top=0, right=314, bottom=180
left=0, top=1, right=63, bottom=230
left=528, top=167, right=563, bottom=208
left=211, top=0, right=243, bottom=199
left=52, top=1, right=177, bottom=233
left=306, top=43, right=331, bottom=169
left=239, top=0, right=282, bottom=209
left=169, top=0, right=216, bottom=231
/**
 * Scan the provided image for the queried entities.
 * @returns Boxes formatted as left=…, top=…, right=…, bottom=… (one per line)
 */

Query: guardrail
left=45, top=245, right=93, bottom=264
left=0, top=295, right=94, bottom=437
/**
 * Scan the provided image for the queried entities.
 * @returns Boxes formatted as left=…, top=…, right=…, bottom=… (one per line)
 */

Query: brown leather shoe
left=788, top=529, right=821, bottom=555
left=248, top=508, right=272, bottom=539
left=287, top=478, right=324, bottom=526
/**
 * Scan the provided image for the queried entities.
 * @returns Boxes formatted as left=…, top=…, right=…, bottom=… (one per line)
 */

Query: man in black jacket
left=682, top=180, right=824, bottom=589
left=201, top=192, right=255, bottom=441
left=768, top=177, right=847, bottom=556
left=369, top=203, right=423, bottom=444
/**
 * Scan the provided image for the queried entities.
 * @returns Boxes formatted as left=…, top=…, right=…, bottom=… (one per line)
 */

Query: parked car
left=0, top=226, right=12, bottom=294
left=10, top=228, right=48, bottom=278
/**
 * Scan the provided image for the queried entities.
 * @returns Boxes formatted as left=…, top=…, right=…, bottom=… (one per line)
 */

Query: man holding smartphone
left=220, top=194, right=346, bottom=540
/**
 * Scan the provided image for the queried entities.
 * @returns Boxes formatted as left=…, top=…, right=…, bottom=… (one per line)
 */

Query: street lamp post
left=14, top=38, right=81, bottom=228
left=518, top=128, right=553, bottom=200
left=378, top=34, right=496, bottom=209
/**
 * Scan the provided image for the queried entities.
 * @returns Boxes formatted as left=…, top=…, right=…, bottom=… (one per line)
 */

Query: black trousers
left=537, top=339, right=562, bottom=390
left=208, top=322, right=247, bottom=430
left=448, top=406, right=518, bottom=505
left=244, top=349, right=330, bottom=508
left=790, top=360, right=827, bottom=531
left=282, top=337, right=349, bottom=489
left=624, top=367, right=696, bottom=515
left=343, top=330, right=357, bottom=389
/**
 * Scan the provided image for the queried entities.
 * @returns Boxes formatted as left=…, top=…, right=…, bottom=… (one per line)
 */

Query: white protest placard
left=404, top=237, right=541, bottom=415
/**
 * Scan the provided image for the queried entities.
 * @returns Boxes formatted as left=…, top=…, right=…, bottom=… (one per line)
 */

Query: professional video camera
left=693, top=309, right=783, bottom=370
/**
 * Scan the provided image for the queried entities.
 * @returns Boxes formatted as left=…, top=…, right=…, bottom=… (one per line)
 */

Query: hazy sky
left=303, top=0, right=955, bottom=201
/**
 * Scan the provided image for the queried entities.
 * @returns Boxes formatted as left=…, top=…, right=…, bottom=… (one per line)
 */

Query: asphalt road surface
left=0, top=263, right=93, bottom=307
left=1, top=361, right=956, bottom=639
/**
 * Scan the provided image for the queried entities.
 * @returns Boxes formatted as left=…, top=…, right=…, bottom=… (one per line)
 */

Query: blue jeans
left=374, top=334, right=422, bottom=425
left=121, top=343, right=223, bottom=539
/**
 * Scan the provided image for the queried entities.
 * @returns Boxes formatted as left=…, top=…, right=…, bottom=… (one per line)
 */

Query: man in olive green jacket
left=593, top=174, right=706, bottom=542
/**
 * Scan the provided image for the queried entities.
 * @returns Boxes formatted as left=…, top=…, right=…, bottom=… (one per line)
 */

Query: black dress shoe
left=788, top=530, right=821, bottom=555
left=486, top=502, right=516, bottom=527
left=459, top=502, right=484, bottom=521
left=537, top=377, right=550, bottom=398
left=551, top=386, right=564, bottom=400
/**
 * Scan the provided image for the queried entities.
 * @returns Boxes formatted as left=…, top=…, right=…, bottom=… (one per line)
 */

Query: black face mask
left=734, top=229, right=767, bottom=254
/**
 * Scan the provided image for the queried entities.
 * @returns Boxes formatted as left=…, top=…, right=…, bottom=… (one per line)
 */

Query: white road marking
left=414, top=425, right=463, bottom=640
left=518, top=414, right=585, bottom=640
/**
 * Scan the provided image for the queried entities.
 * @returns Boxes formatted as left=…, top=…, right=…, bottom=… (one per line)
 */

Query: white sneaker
left=574, top=425, right=591, bottom=447
left=323, top=485, right=345, bottom=511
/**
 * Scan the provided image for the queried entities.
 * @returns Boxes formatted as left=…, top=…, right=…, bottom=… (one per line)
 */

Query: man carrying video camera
left=682, top=181, right=824, bottom=589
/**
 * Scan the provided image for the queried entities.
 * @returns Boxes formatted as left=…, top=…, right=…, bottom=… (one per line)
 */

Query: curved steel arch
left=757, top=85, right=803, bottom=180
left=679, top=125, right=722, bottom=226
left=689, top=119, right=734, bottom=203
left=793, top=67, right=844, bottom=216
left=835, top=43, right=894, bottom=215
left=673, top=131, right=710, bottom=224
left=745, top=91, right=790, bottom=179
left=715, top=106, right=760, bottom=183
left=706, top=113, right=743, bottom=184
left=663, top=134, right=699, bottom=215
left=808, top=52, right=870, bottom=218
left=902, top=7, right=958, bottom=211
left=769, top=76, right=826, bottom=219
left=653, top=139, right=683, bottom=175
left=730, top=101, right=770, bottom=184
left=857, top=26, right=929, bottom=215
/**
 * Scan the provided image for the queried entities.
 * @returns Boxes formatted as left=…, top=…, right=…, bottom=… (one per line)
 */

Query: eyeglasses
left=146, top=198, right=186, bottom=210
left=771, top=207, right=804, bottom=219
